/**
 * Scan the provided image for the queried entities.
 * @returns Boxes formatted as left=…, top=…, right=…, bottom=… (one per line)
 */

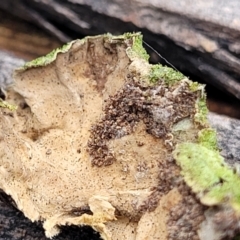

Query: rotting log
left=1, top=34, right=240, bottom=240
left=0, top=0, right=240, bottom=100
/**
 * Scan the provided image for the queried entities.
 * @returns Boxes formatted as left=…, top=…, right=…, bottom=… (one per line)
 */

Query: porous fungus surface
left=0, top=33, right=239, bottom=240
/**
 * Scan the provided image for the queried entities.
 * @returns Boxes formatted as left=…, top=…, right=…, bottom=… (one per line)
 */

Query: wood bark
left=0, top=0, right=240, bottom=100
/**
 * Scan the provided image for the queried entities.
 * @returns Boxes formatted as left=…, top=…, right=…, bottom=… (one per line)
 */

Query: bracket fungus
left=1, top=33, right=240, bottom=240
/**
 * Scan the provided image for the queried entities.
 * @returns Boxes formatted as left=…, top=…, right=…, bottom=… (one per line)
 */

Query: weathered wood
left=0, top=50, right=240, bottom=239
left=0, top=0, right=240, bottom=100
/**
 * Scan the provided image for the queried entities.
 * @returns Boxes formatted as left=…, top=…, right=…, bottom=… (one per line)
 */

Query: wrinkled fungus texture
left=0, top=33, right=239, bottom=240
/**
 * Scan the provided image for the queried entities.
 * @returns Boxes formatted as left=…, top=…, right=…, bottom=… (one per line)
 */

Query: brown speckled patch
left=138, top=156, right=181, bottom=213
left=88, top=78, right=198, bottom=167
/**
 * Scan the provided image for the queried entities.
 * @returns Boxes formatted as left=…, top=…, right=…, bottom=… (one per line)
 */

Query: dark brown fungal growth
left=138, top=157, right=179, bottom=213
left=167, top=185, right=206, bottom=240
left=88, top=78, right=198, bottom=166
left=138, top=189, right=163, bottom=213
left=156, top=155, right=207, bottom=240
left=215, top=210, right=240, bottom=239
left=200, top=204, right=240, bottom=240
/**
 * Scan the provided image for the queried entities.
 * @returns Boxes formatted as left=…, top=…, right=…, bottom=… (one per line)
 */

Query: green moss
left=123, top=33, right=149, bottom=61
left=194, top=96, right=208, bottom=126
left=148, top=64, right=185, bottom=85
left=21, top=41, right=75, bottom=70
left=187, top=81, right=209, bottom=126
left=131, top=34, right=149, bottom=61
left=111, top=33, right=186, bottom=86
left=0, top=98, right=17, bottom=111
left=189, top=81, right=203, bottom=92
left=174, top=143, right=240, bottom=213
left=198, top=128, right=218, bottom=151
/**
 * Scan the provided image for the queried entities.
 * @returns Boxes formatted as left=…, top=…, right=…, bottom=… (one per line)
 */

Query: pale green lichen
left=174, top=143, right=240, bottom=213
left=0, top=98, right=17, bottom=111
left=20, top=41, right=75, bottom=70
left=148, top=64, right=185, bottom=85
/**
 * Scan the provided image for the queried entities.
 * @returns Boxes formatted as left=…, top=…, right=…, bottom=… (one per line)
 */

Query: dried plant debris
left=0, top=33, right=240, bottom=240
